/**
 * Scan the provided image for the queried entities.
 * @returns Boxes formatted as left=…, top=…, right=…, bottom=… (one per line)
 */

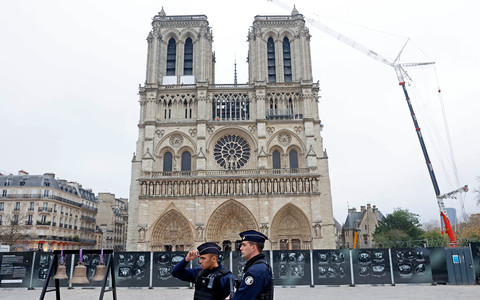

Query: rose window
left=213, top=134, right=250, bottom=170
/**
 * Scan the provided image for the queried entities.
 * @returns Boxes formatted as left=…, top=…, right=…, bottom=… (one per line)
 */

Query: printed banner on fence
left=0, top=252, right=34, bottom=288
left=153, top=251, right=189, bottom=287
left=352, top=248, right=391, bottom=285
left=114, top=252, right=150, bottom=287
left=272, top=250, right=310, bottom=286
left=312, top=249, right=351, bottom=285
left=391, top=248, right=432, bottom=284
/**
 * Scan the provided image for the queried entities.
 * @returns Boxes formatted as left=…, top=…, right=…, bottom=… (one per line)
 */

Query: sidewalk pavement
left=0, top=285, right=478, bottom=300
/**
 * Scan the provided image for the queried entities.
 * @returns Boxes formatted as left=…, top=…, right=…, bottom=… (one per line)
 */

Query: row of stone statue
left=140, top=177, right=319, bottom=196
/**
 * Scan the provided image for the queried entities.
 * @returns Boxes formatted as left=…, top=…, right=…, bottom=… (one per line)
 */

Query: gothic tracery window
left=283, top=37, right=292, bottom=82
left=184, top=37, right=193, bottom=75
left=181, top=151, right=191, bottom=171
left=166, top=38, right=176, bottom=76
left=163, top=151, right=173, bottom=172
left=272, top=150, right=281, bottom=171
left=289, top=149, right=298, bottom=169
left=267, top=37, right=276, bottom=83
left=213, top=135, right=250, bottom=170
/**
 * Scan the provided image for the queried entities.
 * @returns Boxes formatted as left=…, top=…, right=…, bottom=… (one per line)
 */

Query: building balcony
left=36, top=221, right=51, bottom=226
left=80, top=215, right=96, bottom=223
left=141, top=167, right=317, bottom=179
left=38, top=207, right=53, bottom=213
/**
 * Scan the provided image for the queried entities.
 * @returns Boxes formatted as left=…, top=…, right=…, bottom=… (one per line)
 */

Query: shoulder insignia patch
left=245, top=276, right=254, bottom=285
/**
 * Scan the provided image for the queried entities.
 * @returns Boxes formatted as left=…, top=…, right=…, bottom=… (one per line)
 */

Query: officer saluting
left=172, top=242, right=235, bottom=300
left=231, top=230, right=273, bottom=300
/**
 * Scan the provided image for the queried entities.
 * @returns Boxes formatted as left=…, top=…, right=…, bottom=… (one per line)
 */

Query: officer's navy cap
left=240, top=230, right=268, bottom=243
left=197, top=242, right=221, bottom=255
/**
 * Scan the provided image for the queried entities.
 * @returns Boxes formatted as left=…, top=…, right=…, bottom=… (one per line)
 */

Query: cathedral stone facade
left=126, top=8, right=336, bottom=251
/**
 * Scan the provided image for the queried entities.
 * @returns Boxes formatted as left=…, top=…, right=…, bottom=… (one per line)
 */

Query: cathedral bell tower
left=127, top=8, right=336, bottom=252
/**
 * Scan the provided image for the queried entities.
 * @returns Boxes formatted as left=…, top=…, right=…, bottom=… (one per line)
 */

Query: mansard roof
left=0, top=173, right=97, bottom=202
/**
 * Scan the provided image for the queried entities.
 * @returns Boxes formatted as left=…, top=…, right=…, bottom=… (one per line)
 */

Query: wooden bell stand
left=39, top=249, right=117, bottom=300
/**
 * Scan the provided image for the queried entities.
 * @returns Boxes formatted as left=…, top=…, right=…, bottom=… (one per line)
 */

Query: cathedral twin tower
left=127, top=7, right=336, bottom=251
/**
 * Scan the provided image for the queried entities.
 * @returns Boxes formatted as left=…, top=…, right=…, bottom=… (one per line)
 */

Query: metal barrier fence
left=1, top=245, right=478, bottom=289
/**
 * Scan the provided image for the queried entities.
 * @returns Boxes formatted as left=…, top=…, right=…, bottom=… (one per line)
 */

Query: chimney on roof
left=360, top=205, right=366, bottom=212
left=373, top=205, right=378, bottom=213
left=348, top=207, right=357, bottom=213
left=43, top=173, right=55, bottom=179
left=18, top=170, right=29, bottom=176
left=367, top=203, right=371, bottom=211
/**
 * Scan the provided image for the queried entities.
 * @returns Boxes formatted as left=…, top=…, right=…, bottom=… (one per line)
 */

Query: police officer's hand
left=185, top=250, right=200, bottom=262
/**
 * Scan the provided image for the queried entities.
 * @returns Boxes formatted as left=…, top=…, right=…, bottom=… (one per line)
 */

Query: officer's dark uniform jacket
left=171, top=258, right=234, bottom=300
left=232, top=254, right=273, bottom=300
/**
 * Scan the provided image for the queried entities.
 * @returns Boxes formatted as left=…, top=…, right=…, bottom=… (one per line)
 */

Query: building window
left=15, top=202, right=20, bottom=211
left=29, top=202, right=34, bottom=211
left=41, top=215, right=47, bottom=224
left=4, top=180, right=11, bottom=186
left=183, top=37, right=193, bottom=75
left=27, top=215, right=33, bottom=225
left=43, top=202, right=48, bottom=210
left=267, top=37, right=276, bottom=83
left=20, top=181, right=25, bottom=186
left=53, top=204, right=57, bottom=212
left=212, top=93, right=250, bottom=121
left=0, top=202, right=4, bottom=211
left=1, top=190, right=6, bottom=197
left=291, top=239, right=301, bottom=250
left=272, top=150, right=281, bottom=170
left=289, top=149, right=298, bottom=169
left=163, top=151, right=173, bottom=172
left=283, top=37, right=292, bottom=82
left=12, top=214, right=18, bottom=225
left=44, top=180, right=50, bottom=187
left=0, top=215, right=2, bottom=225
left=280, top=239, right=288, bottom=250
left=166, top=38, right=176, bottom=76
left=213, top=135, right=251, bottom=170
left=52, top=216, right=56, bottom=226
left=181, top=151, right=191, bottom=172
left=43, top=190, right=49, bottom=198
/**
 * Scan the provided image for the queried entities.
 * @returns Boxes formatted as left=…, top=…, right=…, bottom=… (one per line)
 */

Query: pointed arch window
left=289, top=149, right=298, bottom=169
left=283, top=37, right=292, bottom=82
left=272, top=150, right=281, bottom=171
left=163, top=151, right=173, bottom=172
left=184, top=37, right=193, bottom=75
left=267, top=37, right=276, bottom=83
left=181, top=151, right=191, bottom=172
left=166, top=38, right=176, bottom=76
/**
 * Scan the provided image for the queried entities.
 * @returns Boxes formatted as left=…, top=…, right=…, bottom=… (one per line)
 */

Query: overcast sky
left=1, top=0, right=478, bottom=225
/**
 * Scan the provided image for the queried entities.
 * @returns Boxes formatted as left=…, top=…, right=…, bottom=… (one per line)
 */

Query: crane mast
left=267, top=0, right=468, bottom=246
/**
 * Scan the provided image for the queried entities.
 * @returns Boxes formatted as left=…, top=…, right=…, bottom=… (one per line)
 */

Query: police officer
left=231, top=230, right=273, bottom=300
left=172, top=242, right=235, bottom=300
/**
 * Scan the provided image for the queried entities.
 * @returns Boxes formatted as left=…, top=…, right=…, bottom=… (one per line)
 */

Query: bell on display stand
left=53, top=263, right=68, bottom=280
left=54, top=250, right=68, bottom=280
left=92, top=248, right=106, bottom=282
left=69, top=249, right=89, bottom=284
left=92, top=263, right=106, bottom=281
left=69, top=262, right=89, bottom=284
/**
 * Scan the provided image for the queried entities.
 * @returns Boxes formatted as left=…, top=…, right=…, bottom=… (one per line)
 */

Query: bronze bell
left=53, top=263, right=69, bottom=280
left=69, top=262, right=89, bottom=284
left=92, top=263, right=106, bottom=281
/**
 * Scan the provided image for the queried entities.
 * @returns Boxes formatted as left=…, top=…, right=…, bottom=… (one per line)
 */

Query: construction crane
left=267, top=0, right=468, bottom=246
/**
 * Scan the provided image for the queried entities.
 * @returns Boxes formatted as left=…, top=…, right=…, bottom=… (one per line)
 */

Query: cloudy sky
left=1, top=0, right=478, bottom=225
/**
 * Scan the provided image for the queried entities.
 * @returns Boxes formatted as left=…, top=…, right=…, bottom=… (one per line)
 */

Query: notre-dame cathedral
left=127, top=7, right=336, bottom=251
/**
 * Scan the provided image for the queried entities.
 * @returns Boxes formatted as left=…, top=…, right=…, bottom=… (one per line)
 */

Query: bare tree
left=422, top=219, right=441, bottom=231
left=0, top=213, right=31, bottom=248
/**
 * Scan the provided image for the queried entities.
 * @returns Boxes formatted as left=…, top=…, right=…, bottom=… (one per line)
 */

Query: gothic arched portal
left=270, top=203, right=311, bottom=250
left=150, top=209, right=194, bottom=251
left=205, top=199, right=258, bottom=244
